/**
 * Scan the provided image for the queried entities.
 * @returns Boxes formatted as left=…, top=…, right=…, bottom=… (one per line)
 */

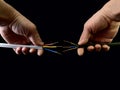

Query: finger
left=22, top=47, right=30, bottom=55
left=15, top=47, right=22, bottom=55
left=29, top=48, right=36, bottom=54
left=28, top=31, right=44, bottom=46
left=102, top=44, right=110, bottom=51
left=13, top=48, right=16, bottom=52
left=77, top=48, right=84, bottom=56
left=28, top=30, right=44, bottom=56
left=78, top=29, right=91, bottom=45
left=87, top=45, right=95, bottom=52
left=37, top=49, right=44, bottom=56
left=95, top=44, right=101, bottom=52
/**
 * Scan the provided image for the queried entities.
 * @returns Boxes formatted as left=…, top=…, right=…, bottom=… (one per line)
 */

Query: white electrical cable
left=0, top=43, right=43, bottom=49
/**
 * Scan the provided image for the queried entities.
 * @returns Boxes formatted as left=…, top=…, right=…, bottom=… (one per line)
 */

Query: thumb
left=77, top=26, right=91, bottom=56
left=28, top=31, right=44, bottom=46
left=78, top=28, right=91, bottom=45
left=28, top=31, right=44, bottom=56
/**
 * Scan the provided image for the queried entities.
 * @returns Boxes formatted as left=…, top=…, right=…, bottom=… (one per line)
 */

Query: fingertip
left=29, top=32, right=44, bottom=46
left=78, top=39, right=88, bottom=46
left=37, top=49, right=44, bottom=56
left=78, top=27, right=90, bottom=45
left=36, top=41, right=44, bottom=46
left=22, top=47, right=29, bottom=55
left=15, top=47, right=22, bottom=55
left=29, top=48, right=36, bottom=54
left=102, top=45, right=110, bottom=51
left=87, top=45, right=94, bottom=52
left=95, top=44, right=101, bottom=52
left=78, top=40, right=82, bottom=45
left=77, top=48, right=84, bottom=56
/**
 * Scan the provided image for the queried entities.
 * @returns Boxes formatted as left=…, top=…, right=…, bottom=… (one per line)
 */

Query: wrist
left=101, top=0, right=120, bottom=21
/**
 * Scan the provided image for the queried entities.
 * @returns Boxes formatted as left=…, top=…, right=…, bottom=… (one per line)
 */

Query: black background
left=0, top=0, right=120, bottom=85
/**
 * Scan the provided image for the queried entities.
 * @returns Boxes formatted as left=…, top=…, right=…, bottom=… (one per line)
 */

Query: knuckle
left=84, top=21, right=96, bottom=34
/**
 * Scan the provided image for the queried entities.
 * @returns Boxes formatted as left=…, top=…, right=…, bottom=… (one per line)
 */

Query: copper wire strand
left=62, top=47, right=78, bottom=52
left=44, top=42, right=59, bottom=46
left=63, top=40, right=78, bottom=46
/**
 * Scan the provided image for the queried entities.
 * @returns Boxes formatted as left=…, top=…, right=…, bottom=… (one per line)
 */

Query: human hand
left=0, top=0, right=44, bottom=56
left=77, top=0, right=120, bottom=56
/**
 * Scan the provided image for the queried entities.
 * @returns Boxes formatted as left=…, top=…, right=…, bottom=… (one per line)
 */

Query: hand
left=0, top=0, right=44, bottom=56
left=77, top=0, right=120, bottom=56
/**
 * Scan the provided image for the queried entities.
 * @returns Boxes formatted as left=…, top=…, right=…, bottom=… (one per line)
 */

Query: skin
left=0, top=0, right=120, bottom=56
left=78, top=0, right=120, bottom=56
left=0, top=0, right=44, bottom=56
